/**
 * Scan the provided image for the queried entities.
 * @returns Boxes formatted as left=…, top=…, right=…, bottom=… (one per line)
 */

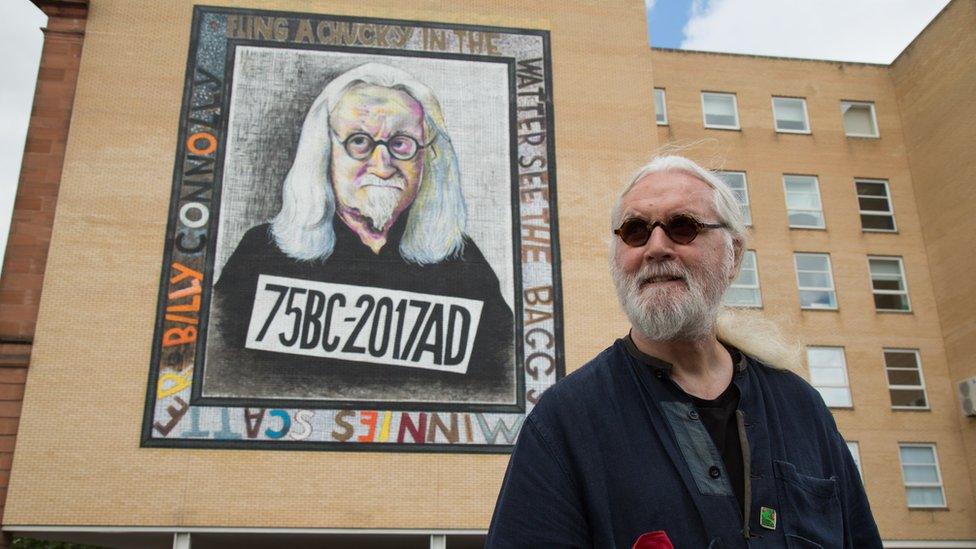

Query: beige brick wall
left=650, top=47, right=976, bottom=540
left=890, top=0, right=976, bottom=504
left=4, top=0, right=655, bottom=530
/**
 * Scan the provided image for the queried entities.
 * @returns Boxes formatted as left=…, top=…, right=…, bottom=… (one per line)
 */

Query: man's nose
left=642, top=225, right=676, bottom=262
left=366, top=144, right=397, bottom=179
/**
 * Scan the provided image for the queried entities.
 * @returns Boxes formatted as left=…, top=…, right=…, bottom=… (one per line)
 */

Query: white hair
left=271, top=63, right=467, bottom=264
left=610, top=154, right=803, bottom=372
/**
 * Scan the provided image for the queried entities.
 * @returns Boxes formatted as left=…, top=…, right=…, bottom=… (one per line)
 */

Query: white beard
left=611, top=246, right=733, bottom=341
left=338, top=173, right=406, bottom=232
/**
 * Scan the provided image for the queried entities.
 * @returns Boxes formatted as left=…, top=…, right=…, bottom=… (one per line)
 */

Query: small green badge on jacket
left=759, top=507, right=777, bottom=530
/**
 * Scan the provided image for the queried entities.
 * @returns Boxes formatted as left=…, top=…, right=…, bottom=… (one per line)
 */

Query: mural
left=142, top=7, right=563, bottom=452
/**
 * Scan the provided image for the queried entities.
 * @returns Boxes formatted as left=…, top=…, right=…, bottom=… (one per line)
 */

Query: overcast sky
left=0, top=0, right=955, bottom=275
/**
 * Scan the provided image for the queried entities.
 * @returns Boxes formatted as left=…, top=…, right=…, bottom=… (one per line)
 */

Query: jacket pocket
left=773, top=460, right=843, bottom=548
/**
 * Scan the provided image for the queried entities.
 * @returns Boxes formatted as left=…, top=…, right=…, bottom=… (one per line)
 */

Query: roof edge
left=890, top=0, right=956, bottom=66
left=650, top=46, right=889, bottom=67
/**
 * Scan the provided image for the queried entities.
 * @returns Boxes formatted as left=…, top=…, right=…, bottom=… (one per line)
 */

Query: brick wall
left=0, top=0, right=88, bottom=537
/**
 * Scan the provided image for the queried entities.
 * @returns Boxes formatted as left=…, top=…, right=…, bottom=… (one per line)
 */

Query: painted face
left=329, top=84, right=426, bottom=233
left=611, top=170, right=736, bottom=340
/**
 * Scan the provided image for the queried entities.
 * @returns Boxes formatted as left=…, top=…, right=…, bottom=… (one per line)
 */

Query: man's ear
left=728, top=238, right=745, bottom=282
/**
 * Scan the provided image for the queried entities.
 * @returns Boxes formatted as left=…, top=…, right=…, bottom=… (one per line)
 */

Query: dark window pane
left=884, top=351, right=918, bottom=369
left=887, top=369, right=921, bottom=386
left=856, top=182, right=887, bottom=196
left=890, top=389, right=927, bottom=407
left=872, top=279, right=902, bottom=291
left=861, top=214, right=895, bottom=231
left=875, top=293, right=909, bottom=310
left=858, top=197, right=890, bottom=211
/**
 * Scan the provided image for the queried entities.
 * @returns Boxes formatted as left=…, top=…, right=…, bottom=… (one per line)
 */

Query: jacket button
left=688, top=410, right=699, bottom=420
left=654, top=370, right=664, bottom=379
left=708, top=466, right=721, bottom=479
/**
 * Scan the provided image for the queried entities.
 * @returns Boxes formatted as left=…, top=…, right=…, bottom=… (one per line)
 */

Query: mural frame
left=141, top=5, right=563, bottom=453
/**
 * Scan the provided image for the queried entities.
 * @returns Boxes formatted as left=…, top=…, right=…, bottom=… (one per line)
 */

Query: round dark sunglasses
left=613, top=214, right=728, bottom=246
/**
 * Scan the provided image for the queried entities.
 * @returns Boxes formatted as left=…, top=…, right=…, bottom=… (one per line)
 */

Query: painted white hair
left=271, top=62, right=467, bottom=265
left=610, top=154, right=804, bottom=372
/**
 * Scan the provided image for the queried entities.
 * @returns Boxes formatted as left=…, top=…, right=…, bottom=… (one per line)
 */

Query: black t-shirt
left=688, top=380, right=744, bottom=516
left=624, top=336, right=745, bottom=516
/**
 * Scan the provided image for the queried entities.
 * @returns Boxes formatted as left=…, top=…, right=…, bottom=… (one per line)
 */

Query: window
left=898, top=444, right=946, bottom=508
left=868, top=256, right=910, bottom=312
left=807, top=346, right=852, bottom=407
left=846, top=441, right=863, bottom=479
left=794, top=253, right=837, bottom=310
left=885, top=349, right=928, bottom=409
left=856, top=179, right=896, bottom=232
left=701, top=92, right=739, bottom=129
left=772, top=96, right=810, bottom=133
left=783, top=175, right=825, bottom=229
left=725, top=250, right=761, bottom=307
left=842, top=101, right=879, bottom=137
left=654, top=88, right=668, bottom=125
left=716, top=171, right=751, bottom=225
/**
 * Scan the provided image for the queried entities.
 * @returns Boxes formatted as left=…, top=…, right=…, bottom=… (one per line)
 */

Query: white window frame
left=794, top=253, right=838, bottom=310
left=716, top=171, right=751, bottom=226
left=771, top=96, right=811, bottom=134
left=856, top=178, right=897, bottom=233
left=846, top=441, right=863, bottom=480
left=654, top=88, right=668, bottom=126
left=841, top=100, right=879, bottom=138
left=868, top=256, right=911, bottom=313
left=884, top=348, right=929, bottom=410
left=725, top=250, right=762, bottom=308
left=701, top=91, right=740, bottom=130
left=898, top=443, right=947, bottom=509
left=783, top=175, right=826, bottom=229
left=806, top=346, right=852, bottom=408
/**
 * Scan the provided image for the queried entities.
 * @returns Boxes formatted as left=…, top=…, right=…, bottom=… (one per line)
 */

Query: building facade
left=0, top=0, right=973, bottom=547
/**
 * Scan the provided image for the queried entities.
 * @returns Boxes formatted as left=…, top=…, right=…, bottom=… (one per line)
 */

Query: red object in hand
left=632, top=531, right=675, bottom=549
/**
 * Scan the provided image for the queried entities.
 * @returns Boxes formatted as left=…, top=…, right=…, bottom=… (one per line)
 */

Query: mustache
left=633, top=262, right=688, bottom=285
left=356, top=173, right=406, bottom=190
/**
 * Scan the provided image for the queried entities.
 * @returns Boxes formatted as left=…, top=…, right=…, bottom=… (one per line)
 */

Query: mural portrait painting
left=144, top=8, right=562, bottom=452
left=208, top=60, right=515, bottom=406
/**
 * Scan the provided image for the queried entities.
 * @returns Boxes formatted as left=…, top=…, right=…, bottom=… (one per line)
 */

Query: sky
left=0, top=0, right=955, bottom=275
left=646, top=0, right=951, bottom=63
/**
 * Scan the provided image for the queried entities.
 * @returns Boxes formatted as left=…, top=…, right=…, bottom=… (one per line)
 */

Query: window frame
left=783, top=174, right=826, bottom=230
left=884, top=348, right=929, bottom=411
left=725, top=249, right=762, bottom=308
left=868, top=255, right=912, bottom=313
left=806, top=346, right=853, bottom=408
left=794, top=252, right=838, bottom=311
left=856, top=178, right=897, bottom=233
left=654, top=88, right=668, bottom=126
left=716, top=170, right=751, bottom=226
left=898, top=443, right=947, bottom=509
left=841, top=100, right=880, bottom=138
left=846, top=441, right=863, bottom=481
left=700, top=91, right=740, bottom=130
left=771, top=96, right=811, bottom=134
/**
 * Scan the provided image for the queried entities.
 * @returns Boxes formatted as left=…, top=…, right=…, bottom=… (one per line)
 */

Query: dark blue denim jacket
left=487, top=339, right=882, bottom=548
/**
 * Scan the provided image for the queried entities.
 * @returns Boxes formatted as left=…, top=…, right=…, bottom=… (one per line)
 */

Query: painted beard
left=338, top=173, right=407, bottom=232
left=611, top=246, right=733, bottom=341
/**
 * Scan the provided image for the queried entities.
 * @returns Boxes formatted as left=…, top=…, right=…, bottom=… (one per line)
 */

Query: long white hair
left=611, top=155, right=803, bottom=372
left=271, top=63, right=467, bottom=265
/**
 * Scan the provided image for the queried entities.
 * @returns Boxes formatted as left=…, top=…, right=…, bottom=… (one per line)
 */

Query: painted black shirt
left=202, top=214, right=517, bottom=408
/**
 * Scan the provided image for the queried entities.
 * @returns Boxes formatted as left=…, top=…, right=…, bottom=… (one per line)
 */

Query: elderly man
left=487, top=156, right=881, bottom=548
left=207, top=63, right=514, bottom=405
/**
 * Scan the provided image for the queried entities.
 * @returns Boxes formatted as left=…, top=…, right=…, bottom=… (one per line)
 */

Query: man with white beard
left=487, top=156, right=882, bottom=548
left=208, top=63, right=515, bottom=404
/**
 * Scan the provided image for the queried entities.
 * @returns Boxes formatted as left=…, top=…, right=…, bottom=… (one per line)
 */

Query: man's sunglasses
left=613, top=214, right=728, bottom=246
